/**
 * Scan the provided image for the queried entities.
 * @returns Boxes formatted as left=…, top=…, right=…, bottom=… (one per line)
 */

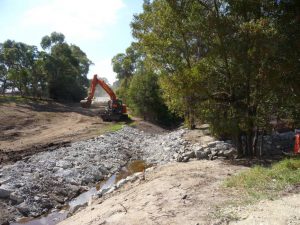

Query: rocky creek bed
left=0, top=126, right=187, bottom=224
left=0, top=125, right=238, bottom=225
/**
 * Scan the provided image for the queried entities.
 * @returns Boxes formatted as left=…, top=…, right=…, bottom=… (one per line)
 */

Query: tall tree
left=40, top=32, right=92, bottom=101
left=129, top=0, right=300, bottom=156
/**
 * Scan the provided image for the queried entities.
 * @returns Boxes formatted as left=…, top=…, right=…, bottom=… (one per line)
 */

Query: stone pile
left=177, top=140, right=237, bottom=162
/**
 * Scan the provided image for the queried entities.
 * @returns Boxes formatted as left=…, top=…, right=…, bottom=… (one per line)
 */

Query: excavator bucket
left=80, top=99, right=92, bottom=108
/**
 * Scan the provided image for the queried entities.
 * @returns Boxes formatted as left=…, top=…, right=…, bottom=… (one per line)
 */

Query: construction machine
left=80, top=74, right=128, bottom=121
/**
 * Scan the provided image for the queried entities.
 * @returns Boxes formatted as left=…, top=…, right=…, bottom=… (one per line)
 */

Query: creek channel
left=11, top=160, right=149, bottom=225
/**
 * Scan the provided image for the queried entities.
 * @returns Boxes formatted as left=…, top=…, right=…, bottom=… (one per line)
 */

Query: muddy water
left=11, top=160, right=148, bottom=225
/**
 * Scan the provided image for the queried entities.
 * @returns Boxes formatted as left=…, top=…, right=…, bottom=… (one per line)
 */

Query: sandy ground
left=229, top=193, right=300, bottom=225
left=59, top=160, right=246, bottom=225
left=59, top=159, right=300, bottom=225
left=0, top=99, right=110, bottom=163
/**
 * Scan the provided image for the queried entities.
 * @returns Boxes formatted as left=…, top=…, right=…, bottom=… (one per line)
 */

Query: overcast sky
left=0, top=0, right=143, bottom=84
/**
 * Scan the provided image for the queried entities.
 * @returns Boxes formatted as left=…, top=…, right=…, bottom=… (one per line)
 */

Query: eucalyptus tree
left=40, top=32, right=92, bottom=101
left=129, top=0, right=299, bottom=156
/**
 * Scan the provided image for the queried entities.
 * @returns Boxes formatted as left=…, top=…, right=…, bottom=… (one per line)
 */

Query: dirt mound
left=0, top=99, right=110, bottom=163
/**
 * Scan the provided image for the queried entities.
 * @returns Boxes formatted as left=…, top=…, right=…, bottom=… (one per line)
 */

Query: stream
left=11, top=160, right=148, bottom=225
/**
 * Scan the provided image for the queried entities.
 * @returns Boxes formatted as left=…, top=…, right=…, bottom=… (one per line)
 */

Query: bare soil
left=59, top=160, right=246, bottom=225
left=0, top=99, right=110, bottom=163
left=227, top=193, right=300, bottom=225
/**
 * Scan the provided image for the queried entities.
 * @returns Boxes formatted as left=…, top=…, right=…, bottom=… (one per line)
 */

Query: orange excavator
left=80, top=74, right=127, bottom=121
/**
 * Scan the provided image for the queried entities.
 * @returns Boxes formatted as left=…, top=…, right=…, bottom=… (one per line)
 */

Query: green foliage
left=128, top=71, right=176, bottom=125
left=126, top=0, right=300, bottom=155
left=225, top=158, right=300, bottom=200
left=112, top=40, right=179, bottom=126
left=0, top=32, right=92, bottom=101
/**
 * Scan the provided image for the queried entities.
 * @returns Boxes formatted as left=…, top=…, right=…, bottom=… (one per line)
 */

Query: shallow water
left=11, top=160, right=148, bottom=225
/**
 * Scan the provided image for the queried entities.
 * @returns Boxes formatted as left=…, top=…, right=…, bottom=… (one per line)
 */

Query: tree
left=0, top=40, right=40, bottom=95
left=128, top=71, right=167, bottom=123
left=40, top=32, right=92, bottom=101
left=129, top=0, right=300, bottom=156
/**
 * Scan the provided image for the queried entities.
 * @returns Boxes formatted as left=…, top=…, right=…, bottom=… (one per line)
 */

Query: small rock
left=116, top=179, right=127, bottom=188
left=173, top=153, right=179, bottom=159
left=182, top=156, right=190, bottom=162
left=224, top=148, right=236, bottom=158
left=218, top=150, right=224, bottom=156
left=203, top=148, right=211, bottom=154
left=176, top=156, right=183, bottom=162
left=217, top=156, right=227, bottom=160
left=183, top=151, right=195, bottom=159
left=17, top=202, right=31, bottom=216
left=52, top=195, right=65, bottom=204
left=10, top=192, right=24, bottom=204
left=68, top=203, right=86, bottom=216
left=207, top=141, right=221, bottom=148
left=106, top=186, right=116, bottom=194
left=193, top=145, right=203, bottom=152
left=55, top=160, right=72, bottom=169
left=211, top=149, right=218, bottom=156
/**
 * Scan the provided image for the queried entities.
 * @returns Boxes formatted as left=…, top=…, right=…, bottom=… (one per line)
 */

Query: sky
left=0, top=0, right=143, bottom=84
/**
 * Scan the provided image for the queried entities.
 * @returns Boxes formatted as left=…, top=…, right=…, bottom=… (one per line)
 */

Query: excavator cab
left=101, top=99, right=127, bottom=121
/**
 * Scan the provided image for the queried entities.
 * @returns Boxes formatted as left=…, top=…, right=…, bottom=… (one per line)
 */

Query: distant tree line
left=0, top=32, right=92, bottom=101
left=112, top=0, right=300, bottom=156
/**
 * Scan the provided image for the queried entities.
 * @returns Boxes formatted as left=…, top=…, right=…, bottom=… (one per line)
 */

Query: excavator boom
left=81, top=74, right=116, bottom=108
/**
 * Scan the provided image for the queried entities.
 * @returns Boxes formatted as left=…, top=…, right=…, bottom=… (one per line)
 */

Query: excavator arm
left=80, top=74, right=116, bottom=108
left=80, top=74, right=127, bottom=121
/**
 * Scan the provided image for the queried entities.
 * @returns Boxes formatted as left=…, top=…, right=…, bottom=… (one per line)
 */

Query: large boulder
left=0, top=184, right=13, bottom=198
left=195, top=150, right=209, bottom=160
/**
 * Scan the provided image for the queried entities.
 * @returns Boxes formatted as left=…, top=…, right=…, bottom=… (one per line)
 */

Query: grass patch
left=106, top=123, right=125, bottom=132
left=95, top=119, right=136, bottom=136
left=225, top=158, right=300, bottom=200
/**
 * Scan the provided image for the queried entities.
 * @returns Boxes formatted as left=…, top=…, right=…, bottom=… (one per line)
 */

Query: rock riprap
left=177, top=140, right=237, bottom=162
left=0, top=126, right=186, bottom=221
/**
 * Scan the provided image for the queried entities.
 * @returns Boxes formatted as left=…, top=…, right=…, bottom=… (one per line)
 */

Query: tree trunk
left=234, top=132, right=244, bottom=157
left=1, top=79, right=6, bottom=94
